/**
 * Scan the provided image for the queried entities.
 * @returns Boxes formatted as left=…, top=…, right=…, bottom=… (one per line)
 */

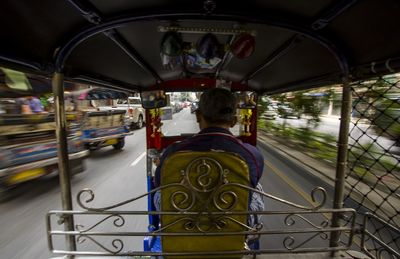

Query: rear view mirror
left=237, top=91, right=257, bottom=108
left=140, top=90, right=167, bottom=109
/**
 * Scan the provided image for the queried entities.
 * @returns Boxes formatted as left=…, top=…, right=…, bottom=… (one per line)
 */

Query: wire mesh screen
left=346, top=74, right=400, bottom=258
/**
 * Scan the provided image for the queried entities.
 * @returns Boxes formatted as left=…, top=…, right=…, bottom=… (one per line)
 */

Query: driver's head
left=196, top=88, right=237, bottom=129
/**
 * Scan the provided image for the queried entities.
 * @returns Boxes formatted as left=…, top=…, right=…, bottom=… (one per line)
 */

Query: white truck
left=115, top=97, right=145, bottom=129
left=98, top=96, right=145, bottom=129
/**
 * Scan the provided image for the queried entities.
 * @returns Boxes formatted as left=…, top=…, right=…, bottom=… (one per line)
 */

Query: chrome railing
left=46, top=185, right=357, bottom=257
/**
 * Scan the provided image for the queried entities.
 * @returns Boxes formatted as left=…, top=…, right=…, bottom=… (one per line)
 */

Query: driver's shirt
left=154, top=127, right=264, bottom=188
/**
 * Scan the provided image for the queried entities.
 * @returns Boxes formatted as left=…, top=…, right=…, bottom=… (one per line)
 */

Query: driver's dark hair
left=198, top=88, right=237, bottom=124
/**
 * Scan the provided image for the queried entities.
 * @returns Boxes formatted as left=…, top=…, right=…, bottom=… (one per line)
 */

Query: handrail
left=47, top=208, right=356, bottom=256
left=46, top=184, right=358, bottom=257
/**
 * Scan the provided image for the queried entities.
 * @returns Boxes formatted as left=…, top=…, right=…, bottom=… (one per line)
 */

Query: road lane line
left=265, top=156, right=361, bottom=247
left=264, top=160, right=331, bottom=220
left=130, top=152, right=146, bottom=166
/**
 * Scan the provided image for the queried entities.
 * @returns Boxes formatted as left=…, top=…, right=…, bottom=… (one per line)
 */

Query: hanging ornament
left=149, top=108, right=164, bottom=149
left=240, top=108, right=253, bottom=137
left=231, top=33, right=255, bottom=59
left=196, top=33, right=220, bottom=60
left=160, top=31, right=183, bottom=69
left=160, top=31, right=183, bottom=56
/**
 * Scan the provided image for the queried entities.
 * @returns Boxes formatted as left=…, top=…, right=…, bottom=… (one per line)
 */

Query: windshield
left=129, top=98, right=141, bottom=105
left=161, top=92, right=240, bottom=136
left=117, top=99, right=127, bottom=104
left=117, top=98, right=141, bottom=105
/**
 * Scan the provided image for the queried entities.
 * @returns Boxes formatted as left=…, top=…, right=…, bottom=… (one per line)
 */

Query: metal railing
left=46, top=184, right=357, bottom=257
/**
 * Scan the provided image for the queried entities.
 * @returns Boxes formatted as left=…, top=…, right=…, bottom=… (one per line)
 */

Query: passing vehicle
left=262, top=105, right=278, bottom=120
left=114, top=96, right=145, bottom=129
left=170, top=101, right=182, bottom=113
left=0, top=112, right=88, bottom=201
left=1, top=1, right=400, bottom=259
left=0, top=69, right=88, bottom=201
left=277, top=103, right=301, bottom=119
left=72, top=88, right=133, bottom=151
left=190, top=101, right=199, bottom=113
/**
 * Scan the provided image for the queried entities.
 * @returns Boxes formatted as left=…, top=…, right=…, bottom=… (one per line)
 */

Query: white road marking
left=130, top=152, right=146, bottom=166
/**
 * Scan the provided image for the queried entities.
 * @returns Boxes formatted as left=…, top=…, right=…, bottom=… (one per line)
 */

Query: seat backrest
left=160, top=151, right=250, bottom=258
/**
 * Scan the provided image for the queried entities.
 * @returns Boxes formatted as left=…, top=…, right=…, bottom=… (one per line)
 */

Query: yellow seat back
left=160, top=151, right=250, bottom=259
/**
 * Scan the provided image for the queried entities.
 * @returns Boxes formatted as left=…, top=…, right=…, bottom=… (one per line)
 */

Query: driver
left=154, top=87, right=265, bottom=227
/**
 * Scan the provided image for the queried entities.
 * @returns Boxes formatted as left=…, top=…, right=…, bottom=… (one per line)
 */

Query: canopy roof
left=68, top=87, right=128, bottom=100
left=1, top=0, right=400, bottom=94
left=0, top=67, right=75, bottom=97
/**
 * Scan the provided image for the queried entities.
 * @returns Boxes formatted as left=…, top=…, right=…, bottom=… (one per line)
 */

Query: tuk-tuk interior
left=1, top=0, right=400, bottom=258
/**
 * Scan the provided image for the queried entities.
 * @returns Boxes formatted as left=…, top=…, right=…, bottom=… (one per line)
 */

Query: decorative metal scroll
left=75, top=214, right=125, bottom=233
left=75, top=156, right=328, bottom=235
left=76, top=157, right=327, bottom=212
left=283, top=213, right=329, bottom=250
left=45, top=155, right=351, bottom=256
left=46, top=209, right=356, bottom=256
left=76, top=235, right=124, bottom=254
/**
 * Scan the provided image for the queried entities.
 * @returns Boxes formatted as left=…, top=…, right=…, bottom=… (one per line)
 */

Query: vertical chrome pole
left=52, top=72, right=76, bottom=253
left=330, top=77, right=352, bottom=251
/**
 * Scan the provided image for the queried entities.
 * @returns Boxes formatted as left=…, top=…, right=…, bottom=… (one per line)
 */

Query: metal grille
left=346, top=74, right=400, bottom=258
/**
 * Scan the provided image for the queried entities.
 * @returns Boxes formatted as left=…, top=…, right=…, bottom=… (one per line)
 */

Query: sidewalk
left=258, top=131, right=400, bottom=227
left=320, top=114, right=370, bottom=125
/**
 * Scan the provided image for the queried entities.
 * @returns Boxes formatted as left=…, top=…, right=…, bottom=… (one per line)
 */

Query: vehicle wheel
left=86, top=143, right=97, bottom=151
left=112, top=138, right=125, bottom=150
left=70, top=158, right=85, bottom=175
left=0, top=184, right=13, bottom=203
left=136, top=115, right=144, bottom=128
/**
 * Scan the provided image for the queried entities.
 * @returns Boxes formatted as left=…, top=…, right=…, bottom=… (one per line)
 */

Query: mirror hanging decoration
left=159, top=26, right=256, bottom=70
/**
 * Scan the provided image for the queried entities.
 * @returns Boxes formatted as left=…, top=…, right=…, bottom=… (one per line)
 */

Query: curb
left=257, top=132, right=336, bottom=185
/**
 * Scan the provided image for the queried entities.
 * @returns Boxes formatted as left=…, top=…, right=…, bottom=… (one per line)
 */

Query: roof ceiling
left=1, top=0, right=400, bottom=94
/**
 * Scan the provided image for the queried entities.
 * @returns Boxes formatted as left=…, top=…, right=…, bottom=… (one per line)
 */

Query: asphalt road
left=0, top=109, right=351, bottom=258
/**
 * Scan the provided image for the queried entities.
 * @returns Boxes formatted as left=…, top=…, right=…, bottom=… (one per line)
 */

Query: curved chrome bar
left=76, top=235, right=123, bottom=254
left=283, top=231, right=328, bottom=251
left=77, top=184, right=176, bottom=211
left=285, top=213, right=329, bottom=229
left=227, top=183, right=328, bottom=210
left=75, top=214, right=125, bottom=233
left=77, top=183, right=327, bottom=212
left=153, top=215, right=255, bottom=233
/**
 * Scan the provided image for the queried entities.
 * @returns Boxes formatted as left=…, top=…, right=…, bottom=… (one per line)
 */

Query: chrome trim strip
left=82, top=132, right=133, bottom=143
left=2, top=135, right=80, bottom=149
left=0, top=150, right=89, bottom=177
